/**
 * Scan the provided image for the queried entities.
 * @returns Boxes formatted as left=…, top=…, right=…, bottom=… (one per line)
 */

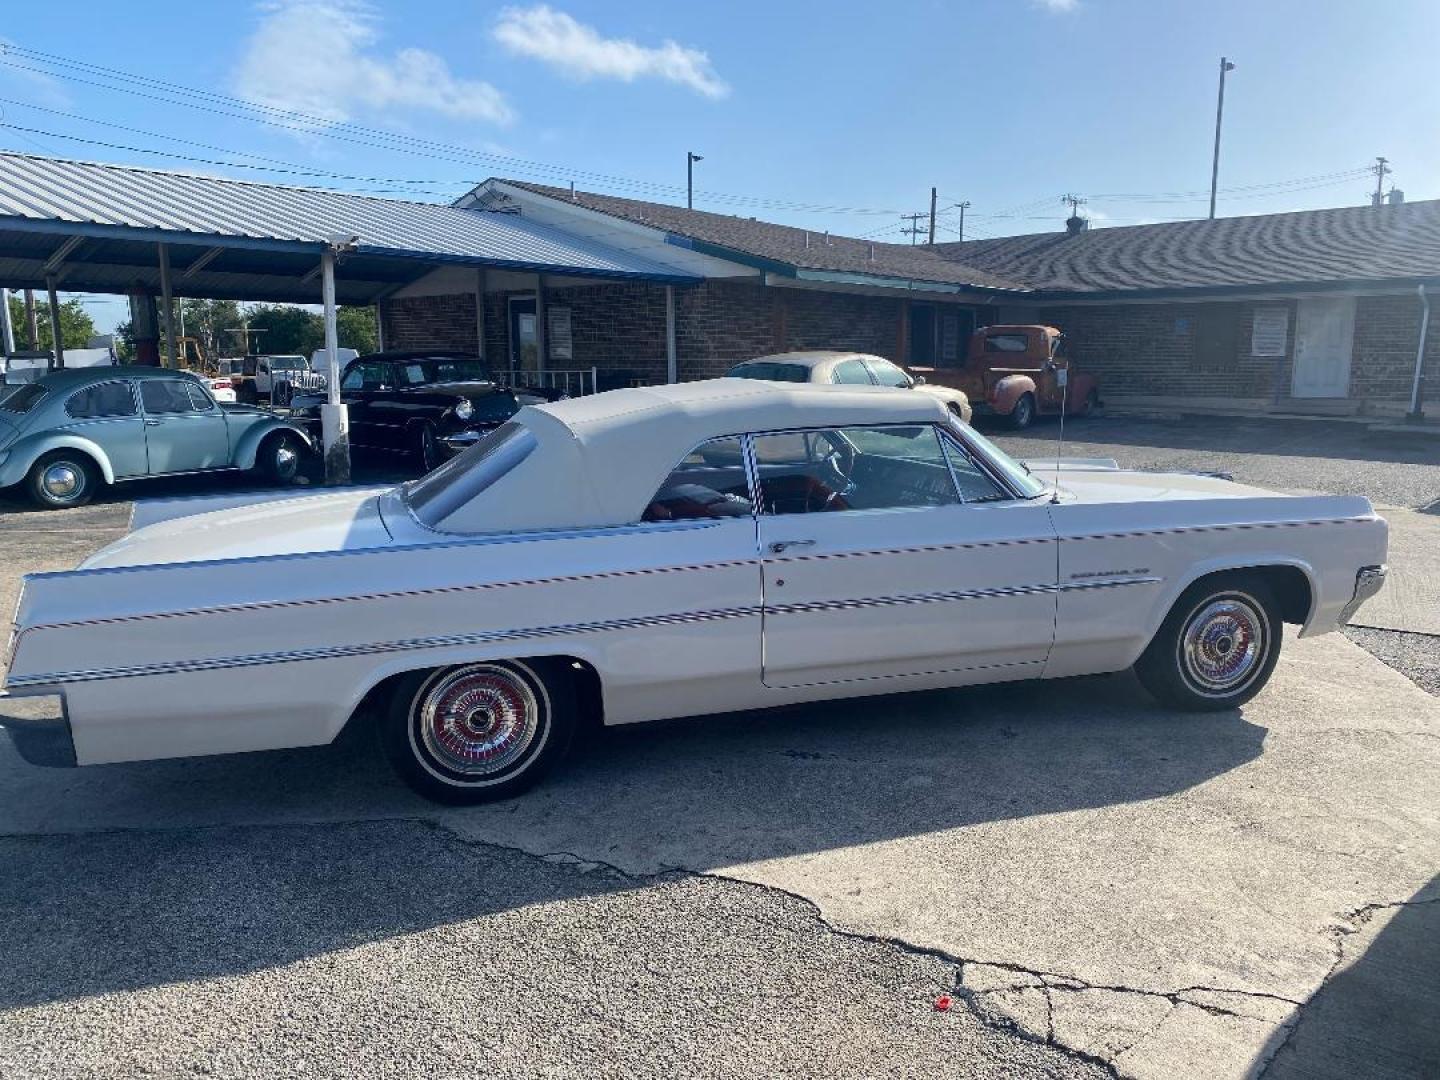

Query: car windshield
left=425, top=358, right=488, bottom=382
left=401, top=420, right=537, bottom=529
left=727, top=362, right=810, bottom=383
left=958, top=426, right=1049, bottom=497
left=0, top=383, right=48, bottom=413
left=269, top=356, right=307, bottom=370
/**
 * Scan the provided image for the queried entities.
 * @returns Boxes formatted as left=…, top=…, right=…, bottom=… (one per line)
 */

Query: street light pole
left=1208, top=56, right=1235, bottom=220
left=687, top=151, right=703, bottom=209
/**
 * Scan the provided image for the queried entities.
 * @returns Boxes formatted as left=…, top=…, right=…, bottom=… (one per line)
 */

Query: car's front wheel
left=25, top=451, right=100, bottom=510
left=257, top=431, right=304, bottom=484
left=1135, top=574, right=1282, bottom=711
left=379, top=659, right=577, bottom=804
left=1009, top=392, right=1036, bottom=430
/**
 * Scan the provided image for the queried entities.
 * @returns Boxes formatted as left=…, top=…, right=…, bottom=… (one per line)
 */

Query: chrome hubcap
left=274, top=443, right=298, bottom=477
left=1180, top=596, right=1266, bottom=694
left=41, top=463, right=82, bottom=499
left=419, top=665, right=539, bottom=776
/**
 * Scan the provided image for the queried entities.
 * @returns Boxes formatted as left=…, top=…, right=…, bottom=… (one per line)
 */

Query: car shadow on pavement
left=0, top=671, right=1268, bottom=1009
left=1255, top=873, right=1440, bottom=1080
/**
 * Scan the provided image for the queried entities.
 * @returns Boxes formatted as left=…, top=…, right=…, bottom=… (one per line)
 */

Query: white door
left=1291, top=297, right=1355, bottom=398
left=751, top=424, right=1058, bottom=688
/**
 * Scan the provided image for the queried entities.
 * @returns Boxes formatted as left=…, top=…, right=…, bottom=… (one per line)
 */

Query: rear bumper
left=1339, top=565, right=1388, bottom=624
left=0, top=691, right=76, bottom=767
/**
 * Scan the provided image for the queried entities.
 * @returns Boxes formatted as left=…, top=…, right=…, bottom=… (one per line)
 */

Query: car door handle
left=143, top=418, right=161, bottom=426
left=769, top=539, right=816, bottom=554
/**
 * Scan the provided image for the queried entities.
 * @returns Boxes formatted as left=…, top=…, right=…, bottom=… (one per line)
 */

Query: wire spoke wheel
left=415, top=664, right=544, bottom=779
left=1177, top=594, right=1268, bottom=696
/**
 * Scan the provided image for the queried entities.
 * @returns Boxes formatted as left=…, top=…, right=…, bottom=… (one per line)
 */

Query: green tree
left=174, top=298, right=244, bottom=362
left=7, top=294, right=96, bottom=352
left=337, top=306, right=378, bottom=354
left=244, top=304, right=324, bottom=357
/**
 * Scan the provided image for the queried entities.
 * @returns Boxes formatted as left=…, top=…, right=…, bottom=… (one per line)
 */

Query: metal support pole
left=0, top=288, right=15, bottom=357
left=375, top=304, right=385, bottom=352
left=928, top=187, right=937, bottom=245
left=475, top=267, right=487, bottom=362
left=1409, top=283, right=1430, bottom=421
left=1208, top=57, right=1234, bottom=220
left=45, top=276, right=64, bottom=368
left=23, top=288, right=38, bottom=349
left=320, top=248, right=351, bottom=485
left=157, top=243, right=176, bottom=368
left=665, top=285, right=678, bottom=384
left=534, top=274, right=547, bottom=374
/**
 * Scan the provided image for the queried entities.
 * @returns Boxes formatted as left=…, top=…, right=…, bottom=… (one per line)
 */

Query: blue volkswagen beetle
left=0, top=366, right=312, bottom=509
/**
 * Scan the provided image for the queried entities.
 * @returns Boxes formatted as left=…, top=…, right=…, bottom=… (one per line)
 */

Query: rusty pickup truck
left=910, top=324, right=1099, bottom=429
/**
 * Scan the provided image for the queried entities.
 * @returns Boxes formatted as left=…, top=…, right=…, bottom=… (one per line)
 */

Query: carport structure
left=0, top=151, right=697, bottom=480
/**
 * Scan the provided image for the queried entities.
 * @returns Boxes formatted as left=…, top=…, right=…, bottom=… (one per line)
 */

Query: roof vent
left=804, top=231, right=812, bottom=249
left=1065, top=214, right=1089, bottom=236
left=867, top=243, right=875, bottom=261
left=1388, top=188, right=1405, bottom=205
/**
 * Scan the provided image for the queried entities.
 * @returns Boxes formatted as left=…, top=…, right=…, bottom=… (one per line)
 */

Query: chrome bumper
left=1340, top=565, right=1387, bottom=624
left=0, top=691, right=75, bottom=767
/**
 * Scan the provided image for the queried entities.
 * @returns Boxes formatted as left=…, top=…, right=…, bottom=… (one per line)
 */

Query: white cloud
left=233, top=1, right=513, bottom=129
left=493, top=6, right=729, bottom=100
left=1034, top=0, right=1079, bottom=11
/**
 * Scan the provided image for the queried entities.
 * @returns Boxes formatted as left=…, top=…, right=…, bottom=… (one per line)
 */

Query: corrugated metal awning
left=0, top=152, right=697, bottom=302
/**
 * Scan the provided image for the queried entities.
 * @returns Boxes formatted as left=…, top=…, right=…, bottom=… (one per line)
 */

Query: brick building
left=380, top=181, right=1440, bottom=418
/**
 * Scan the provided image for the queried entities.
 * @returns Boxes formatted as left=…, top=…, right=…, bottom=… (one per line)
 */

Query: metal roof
left=0, top=152, right=696, bottom=302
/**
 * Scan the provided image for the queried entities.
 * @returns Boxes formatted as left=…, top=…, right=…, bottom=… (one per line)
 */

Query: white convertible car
left=1, top=380, right=1387, bottom=803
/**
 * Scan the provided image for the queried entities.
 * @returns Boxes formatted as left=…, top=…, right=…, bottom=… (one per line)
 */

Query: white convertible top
left=434, top=377, right=949, bottom=533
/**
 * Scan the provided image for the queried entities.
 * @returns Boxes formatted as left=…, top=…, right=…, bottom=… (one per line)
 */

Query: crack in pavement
left=1256, top=893, right=1440, bottom=1079
left=5, top=814, right=1431, bottom=1079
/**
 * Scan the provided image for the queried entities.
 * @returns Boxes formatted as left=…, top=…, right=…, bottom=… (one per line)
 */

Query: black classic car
left=290, top=351, right=558, bottom=471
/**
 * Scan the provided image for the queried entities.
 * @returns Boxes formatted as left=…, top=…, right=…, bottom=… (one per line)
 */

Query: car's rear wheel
left=1135, top=574, right=1282, bottom=711
left=1009, top=392, right=1036, bottom=430
left=257, top=431, right=303, bottom=484
left=26, top=451, right=100, bottom=510
left=379, top=659, right=576, bottom=804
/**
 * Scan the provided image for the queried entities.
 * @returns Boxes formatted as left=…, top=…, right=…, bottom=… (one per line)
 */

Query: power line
left=0, top=44, right=911, bottom=217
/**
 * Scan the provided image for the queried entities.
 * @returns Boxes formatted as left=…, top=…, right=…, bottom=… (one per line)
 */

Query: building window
left=1193, top=304, right=1240, bottom=371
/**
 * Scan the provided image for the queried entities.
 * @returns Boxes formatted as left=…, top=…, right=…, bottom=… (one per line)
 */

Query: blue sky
left=2, top=0, right=1436, bottom=332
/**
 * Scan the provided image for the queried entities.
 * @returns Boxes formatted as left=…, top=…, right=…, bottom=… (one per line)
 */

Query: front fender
left=231, top=419, right=314, bottom=471
left=0, top=433, right=116, bottom=487
left=1137, top=555, right=1320, bottom=660
left=990, top=374, right=1037, bottom=414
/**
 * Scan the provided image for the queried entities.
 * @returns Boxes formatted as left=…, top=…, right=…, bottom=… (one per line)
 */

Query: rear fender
left=991, top=374, right=1037, bottom=415
left=232, top=420, right=313, bottom=471
left=0, top=433, right=115, bottom=486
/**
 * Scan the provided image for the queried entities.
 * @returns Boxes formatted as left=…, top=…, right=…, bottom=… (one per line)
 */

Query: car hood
left=80, top=488, right=393, bottom=570
left=1046, top=466, right=1286, bottom=503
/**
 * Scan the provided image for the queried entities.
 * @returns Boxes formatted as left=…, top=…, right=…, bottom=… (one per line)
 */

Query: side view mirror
left=912, top=374, right=927, bottom=386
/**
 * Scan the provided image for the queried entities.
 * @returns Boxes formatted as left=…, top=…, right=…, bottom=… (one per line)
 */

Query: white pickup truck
left=236, top=354, right=328, bottom=406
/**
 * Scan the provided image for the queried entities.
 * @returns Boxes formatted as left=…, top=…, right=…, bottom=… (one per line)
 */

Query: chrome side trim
left=8, top=576, right=1161, bottom=690
left=21, top=557, right=758, bottom=636
left=6, top=605, right=763, bottom=689
left=767, top=576, right=1159, bottom=617
left=27, top=517, right=726, bottom=582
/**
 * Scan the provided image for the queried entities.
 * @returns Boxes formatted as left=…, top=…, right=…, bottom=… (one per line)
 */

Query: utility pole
left=1372, top=157, right=1391, bottom=206
left=928, top=187, right=937, bottom=245
left=686, top=151, right=703, bottom=210
left=900, top=212, right=927, bottom=245
left=954, top=200, right=971, bottom=242
left=1209, top=56, right=1235, bottom=220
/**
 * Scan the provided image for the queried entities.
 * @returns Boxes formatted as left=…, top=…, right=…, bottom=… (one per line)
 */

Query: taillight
left=211, top=378, right=232, bottom=389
